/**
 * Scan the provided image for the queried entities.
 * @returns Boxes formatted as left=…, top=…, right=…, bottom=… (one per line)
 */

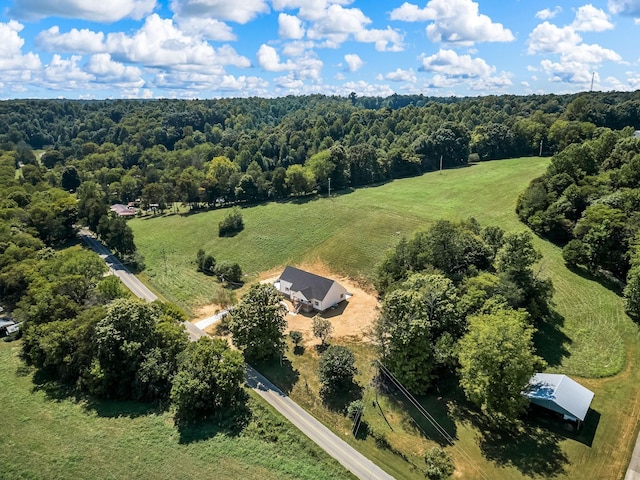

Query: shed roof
left=278, top=266, right=338, bottom=302
left=524, top=373, right=594, bottom=422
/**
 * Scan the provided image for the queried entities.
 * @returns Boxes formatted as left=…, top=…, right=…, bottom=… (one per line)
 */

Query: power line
left=376, top=361, right=491, bottom=480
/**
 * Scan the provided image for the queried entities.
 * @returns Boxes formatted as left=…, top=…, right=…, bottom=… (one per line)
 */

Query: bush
left=215, top=261, right=243, bottom=284
left=346, top=399, right=364, bottom=421
left=424, top=447, right=454, bottom=480
left=218, top=208, right=244, bottom=237
left=289, top=330, right=303, bottom=346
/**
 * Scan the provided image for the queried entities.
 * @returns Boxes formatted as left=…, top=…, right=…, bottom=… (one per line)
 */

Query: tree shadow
left=85, top=398, right=162, bottom=419
left=177, top=401, right=251, bottom=444
left=534, top=310, right=572, bottom=368
left=382, top=389, right=458, bottom=447
left=321, top=381, right=363, bottom=413
left=252, top=355, right=300, bottom=394
left=565, top=263, right=624, bottom=296
left=30, top=369, right=161, bottom=418
left=526, top=405, right=600, bottom=448
left=455, top=405, right=569, bottom=478
left=293, top=345, right=305, bottom=355
left=477, top=423, right=569, bottom=477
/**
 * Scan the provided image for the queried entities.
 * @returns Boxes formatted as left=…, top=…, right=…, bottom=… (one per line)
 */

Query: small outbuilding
left=524, top=373, right=594, bottom=428
left=274, top=266, right=348, bottom=313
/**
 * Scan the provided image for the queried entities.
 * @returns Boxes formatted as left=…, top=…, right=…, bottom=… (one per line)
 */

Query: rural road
left=80, top=229, right=394, bottom=480
left=78, top=228, right=158, bottom=302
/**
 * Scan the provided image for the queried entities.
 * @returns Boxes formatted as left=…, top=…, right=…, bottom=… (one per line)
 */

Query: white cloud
left=608, top=0, right=640, bottom=17
left=572, top=4, right=614, bottom=32
left=344, top=53, right=364, bottom=72
left=536, top=6, right=562, bottom=20
left=86, top=53, right=144, bottom=86
left=35, top=27, right=106, bottom=54
left=527, top=12, right=621, bottom=87
left=0, top=20, right=41, bottom=71
left=354, top=27, right=404, bottom=52
left=9, top=0, right=155, bottom=22
left=170, top=0, right=269, bottom=24
left=257, top=44, right=295, bottom=71
left=282, top=40, right=315, bottom=57
left=339, top=80, right=394, bottom=97
left=385, top=68, right=416, bottom=82
left=390, top=0, right=514, bottom=45
left=173, top=17, right=236, bottom=41
left=42, top=54, right=93, bottom=87
left=279, top=13, right=305, bottom=39
left=420, top=49, right=494, bottom=78
left=527, top=22, right=582, bottom=55
left=105, top=15, right=250, bottom=68
left=274, top=1, right=403, bottom=51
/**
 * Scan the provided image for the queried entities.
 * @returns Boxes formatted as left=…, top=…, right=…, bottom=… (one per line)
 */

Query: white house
left=274, top=266, right=348, bottom=313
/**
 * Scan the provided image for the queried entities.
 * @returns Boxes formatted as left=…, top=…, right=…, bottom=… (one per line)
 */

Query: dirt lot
left=193, top=262, right=380, bottom=345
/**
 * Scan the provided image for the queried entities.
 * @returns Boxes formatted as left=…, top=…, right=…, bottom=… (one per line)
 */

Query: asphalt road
left=80, top=229, right=395, bottom=479
left=78, top=228, right=158, bottom=302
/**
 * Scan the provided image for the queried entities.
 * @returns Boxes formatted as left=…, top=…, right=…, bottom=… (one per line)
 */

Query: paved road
left=246, top=366, right=394, bottom=480
left=78, top=228, right=157, bottom=302
left=626, top=431, right=640, bottom=480
left=81, top=230, right=394, bottom=479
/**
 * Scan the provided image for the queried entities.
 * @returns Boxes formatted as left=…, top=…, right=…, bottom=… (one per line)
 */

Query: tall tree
left=171, top=337, right=245, bottom=423
left=458, top=307, right=545, bottom=422
left=228, top=284, right=287, bottom=362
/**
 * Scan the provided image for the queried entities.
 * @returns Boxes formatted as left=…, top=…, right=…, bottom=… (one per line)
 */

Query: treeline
left=374, top=219, right=552, bottom=423
left=516, top=129, right=640, bottom=317
left=2, top=92, right=639, bottom=214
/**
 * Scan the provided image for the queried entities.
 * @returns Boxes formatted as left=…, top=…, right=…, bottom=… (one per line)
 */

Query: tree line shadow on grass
left=534, top=309, right=572, bottom=369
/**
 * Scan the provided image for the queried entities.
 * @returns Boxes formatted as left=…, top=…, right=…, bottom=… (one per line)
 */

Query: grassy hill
left=131, top=157, right=632, bottom=378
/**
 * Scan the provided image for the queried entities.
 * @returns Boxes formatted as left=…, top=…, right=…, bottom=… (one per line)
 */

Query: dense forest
left=1, top=91, right=639, bottom=214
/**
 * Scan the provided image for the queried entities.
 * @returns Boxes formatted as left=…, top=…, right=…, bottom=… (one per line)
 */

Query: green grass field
left=128, top=157, right=640, bottom=478
left=5, top=157, right=637, bottom=480
left=0, top=342, right=352, bottom=480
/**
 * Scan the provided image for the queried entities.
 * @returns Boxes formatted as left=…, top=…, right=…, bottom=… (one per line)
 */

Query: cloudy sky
left=1, top=0, right=639, bottom=99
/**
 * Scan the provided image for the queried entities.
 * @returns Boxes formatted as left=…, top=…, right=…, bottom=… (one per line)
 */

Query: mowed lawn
left=0, top=342, right=352, bottom=480
left=130, top=157, right=640, bottom=478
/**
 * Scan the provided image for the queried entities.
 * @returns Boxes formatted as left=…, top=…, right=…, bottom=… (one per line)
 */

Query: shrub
left=289, top=330, right=303, bottom=346
left=424, top=447, right=454, bottom=480
left=346, top=399, right=364, bottom=421
left=215, top=261, right=243, bottom=284
left=218, top=208, right=244, bottom=237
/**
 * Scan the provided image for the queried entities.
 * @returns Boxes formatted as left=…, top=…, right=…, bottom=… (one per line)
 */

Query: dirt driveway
left=193, top=262, right=380, bottom=344
left=260, top=262, right=380, bottom=346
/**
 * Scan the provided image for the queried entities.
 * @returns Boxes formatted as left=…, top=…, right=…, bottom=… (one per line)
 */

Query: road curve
left=80, top=229, right=394, bottom=479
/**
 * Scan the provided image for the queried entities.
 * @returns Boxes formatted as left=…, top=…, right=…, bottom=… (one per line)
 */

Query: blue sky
left=0, top=0, right=639, bottom=99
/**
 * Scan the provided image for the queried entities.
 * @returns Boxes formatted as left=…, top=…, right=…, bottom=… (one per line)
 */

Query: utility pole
left=539, top=139, right=543, bottom=157
left=161, top=246, right=167, bottom=274
left=439, top=155, right=443, bottom=173
left=328, top=177, right=331, bottom=197
left=590, top=71, right=595, bottom=92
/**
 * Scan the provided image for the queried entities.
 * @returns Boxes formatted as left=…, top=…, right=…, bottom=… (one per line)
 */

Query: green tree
left=424, top=447, right=455, bottom=480
left=317, top=345, right=357, bottom=396
left=312, top=315, right=334, bottom=346
left=218, top=208, right=244, bottom=237
left=170, top=337, right=245, bottom=423
left=228, top=284, right=287, bottom=362
left=458, top=308, right=545, bottom=422
left=374, top=273, right=460, bottom=394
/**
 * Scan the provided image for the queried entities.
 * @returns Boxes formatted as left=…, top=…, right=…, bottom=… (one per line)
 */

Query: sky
left=0, top=0, right=639, bottom=99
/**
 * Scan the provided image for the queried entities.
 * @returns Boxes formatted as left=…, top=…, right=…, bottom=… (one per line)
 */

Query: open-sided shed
left=524, top=373, right=594, bottom=428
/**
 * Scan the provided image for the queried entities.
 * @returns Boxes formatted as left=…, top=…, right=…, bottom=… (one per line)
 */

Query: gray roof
left=524, top=373, right=594, bottom=421
left=0, top=318, right=15, bottom=329
left=278, top=266, right=338, bottom=302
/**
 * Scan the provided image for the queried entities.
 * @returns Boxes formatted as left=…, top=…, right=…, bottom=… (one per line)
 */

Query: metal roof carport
left=524, top=373, right=594, bottom=427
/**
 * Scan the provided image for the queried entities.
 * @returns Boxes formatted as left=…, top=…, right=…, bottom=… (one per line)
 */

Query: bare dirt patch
left=259, top=261, right=380, bottom=346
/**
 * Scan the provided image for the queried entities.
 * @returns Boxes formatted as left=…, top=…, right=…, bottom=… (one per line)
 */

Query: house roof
left=524, top=373, right=594, bottom=422
left=110, top=204, right=136, bottom=216
left=278, top=266, right=339, bottom=302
